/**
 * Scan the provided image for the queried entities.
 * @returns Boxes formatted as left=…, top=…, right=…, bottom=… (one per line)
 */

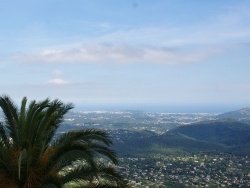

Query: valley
left=60, top=108, right=250, bottom=187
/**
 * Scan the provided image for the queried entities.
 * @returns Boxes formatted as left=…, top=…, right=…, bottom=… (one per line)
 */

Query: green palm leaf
left=61, top=164, right=126, bottom=188
left=0, top=95, right=127, bottom=187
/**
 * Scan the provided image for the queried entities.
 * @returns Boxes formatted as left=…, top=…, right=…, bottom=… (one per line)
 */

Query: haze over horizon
left=1, top=0, right=250, bottom=110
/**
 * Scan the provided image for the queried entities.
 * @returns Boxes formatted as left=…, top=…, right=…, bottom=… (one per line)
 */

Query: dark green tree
left=0, top=95, right=127, bottom=188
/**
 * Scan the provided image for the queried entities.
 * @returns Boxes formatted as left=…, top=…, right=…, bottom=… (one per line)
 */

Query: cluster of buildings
left=118, top=154, right=250, bottom=187
left=62, top=111, right=250, bottom=187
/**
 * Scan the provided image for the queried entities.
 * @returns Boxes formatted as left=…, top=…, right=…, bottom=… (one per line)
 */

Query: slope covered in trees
left=113, top=119, right=250, bottom=156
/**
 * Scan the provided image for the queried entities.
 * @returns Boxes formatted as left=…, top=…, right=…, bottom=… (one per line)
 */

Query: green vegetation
left=110, top=119, right=250, bottom=187
left=112, top=119, right=250, bottom=157
left=0, top=95, right=126, bottom=187
left=119, top=153, right=250, bottom=187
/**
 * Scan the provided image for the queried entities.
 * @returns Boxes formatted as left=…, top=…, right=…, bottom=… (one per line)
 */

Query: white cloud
left=46, top=78, right=69, bottom=85
left=15, top=43, right=223, bottom=65
left=10, top=4, right=250, bottom=66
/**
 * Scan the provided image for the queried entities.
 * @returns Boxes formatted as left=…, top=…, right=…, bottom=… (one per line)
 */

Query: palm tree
left=0, top=95, right=127, bottom=188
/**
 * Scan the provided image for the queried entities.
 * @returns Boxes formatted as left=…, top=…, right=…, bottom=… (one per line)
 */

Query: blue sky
left=1, top=0, right=250, bottom=111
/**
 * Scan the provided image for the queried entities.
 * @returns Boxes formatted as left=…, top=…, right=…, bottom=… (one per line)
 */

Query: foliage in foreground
left=0, top=95, right=127, bottom=188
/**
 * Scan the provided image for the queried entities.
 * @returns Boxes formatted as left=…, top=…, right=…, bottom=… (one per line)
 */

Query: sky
left=1, top=0, right=250, bottom=112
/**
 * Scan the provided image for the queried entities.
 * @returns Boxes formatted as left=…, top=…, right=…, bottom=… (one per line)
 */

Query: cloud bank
left=14, top=43, right=224, bottom=65
left=10, top=3, right=250, bottom=66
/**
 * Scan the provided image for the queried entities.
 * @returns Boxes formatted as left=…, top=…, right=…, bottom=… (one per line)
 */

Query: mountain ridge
left=113, top=119, right=250, bottom=156
left=217, top=107, right=250, bottom=120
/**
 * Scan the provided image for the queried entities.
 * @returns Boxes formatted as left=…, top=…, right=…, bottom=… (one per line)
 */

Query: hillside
left=113, top=119, right=250, bottom=156
left=113, top=131, right=224, bottom=156
left=169, top=119, right=250, bottom=145
left=217, top=108, right=250, bottom=123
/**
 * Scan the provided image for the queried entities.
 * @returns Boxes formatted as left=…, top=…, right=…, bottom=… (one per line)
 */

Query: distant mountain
left=217, top=108, right=250, bottom=123
left=168, top=119, right=250, bottom=146
left=113, top=130, right=224, bottom=156
left=113, top=119, right=250, bottom=156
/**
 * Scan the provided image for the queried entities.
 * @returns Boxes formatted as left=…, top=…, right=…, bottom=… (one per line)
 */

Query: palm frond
left=60, top=164, right=127, bottom=188
left=25, top=99, right=73, bottom=168
left=0, top=122, right=10, bottom=148
left=26, top=98, right=50, bottom=147
left=90, top=145, right=118, bottom=165
left=0, top=95, right=20, bottom=147
left=18, top=149, right=25, bottom=178
left=44, top=144, right=98, bottom=174
left=0, top=148, right=11, bottom=173
left=40, top=175, right=62, bottom=188
left=0, top=95, right=126, bottom=188
left=47, top=130, right=117, bottom=170
left=53, top=130, right=113, bottom=148
left=19, top=97, right=27, bottom=129
left=36, top=100, right=73, bottom=149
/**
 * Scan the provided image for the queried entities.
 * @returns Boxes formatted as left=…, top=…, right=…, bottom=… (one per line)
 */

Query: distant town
left=2, top=109, right=250, bottom=187
left=62, top=110, right=218, bottom=134
left=58, top=109, right=250, bottom=187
